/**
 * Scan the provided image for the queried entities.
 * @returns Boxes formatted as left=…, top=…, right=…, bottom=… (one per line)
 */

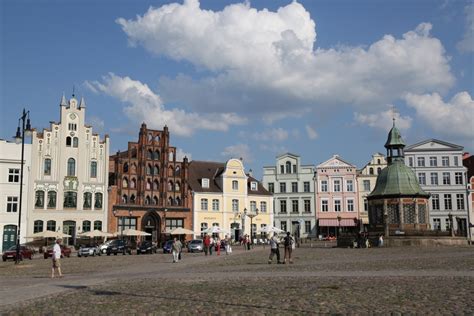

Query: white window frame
left=347, top=199, right=354, bottom=212
left=321, top=200, right=329, bottom=212
left=334, top=200, right=341, bottom=212
left=202, top=178, right=209, bottom=188
left=212, top=199, right=219, bottom=211
left=201, top=198, right=208, bottom=211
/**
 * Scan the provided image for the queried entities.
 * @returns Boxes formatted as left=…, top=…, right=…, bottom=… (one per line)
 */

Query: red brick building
left=107, top=123, right=192, bottom=243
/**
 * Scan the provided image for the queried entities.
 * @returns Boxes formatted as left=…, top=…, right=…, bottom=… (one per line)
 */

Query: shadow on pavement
left=55, top=285, right=88, bottom=290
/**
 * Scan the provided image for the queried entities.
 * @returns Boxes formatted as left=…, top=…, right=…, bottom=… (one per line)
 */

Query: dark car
left=43, top=245, right=71, bottom=259
left=137, top=241, right=158, bottom=255
left=187, top=239, right=204, bottom=253
left=2, top=245, right=34, bottom=262
left=162, top=240, right=173, bottom=254
left=106, top=239, right=131, bottom=256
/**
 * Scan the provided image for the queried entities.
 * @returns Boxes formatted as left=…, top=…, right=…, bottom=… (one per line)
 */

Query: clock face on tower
left=69, top=113, right=76, bottom=120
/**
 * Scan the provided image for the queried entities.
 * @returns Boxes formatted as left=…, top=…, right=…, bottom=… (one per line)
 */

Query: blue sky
left=1, top=0, right=473, bottom=179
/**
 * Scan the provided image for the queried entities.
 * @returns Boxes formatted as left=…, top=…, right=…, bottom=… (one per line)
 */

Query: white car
left=78, top=245, right=100, bottom=257
left=99, top=240, right=113, bottom=254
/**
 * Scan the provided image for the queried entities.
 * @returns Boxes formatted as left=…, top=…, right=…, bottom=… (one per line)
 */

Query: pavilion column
left=399, top=199, right=404, bottom=230
left=414, top=199, right=419, bottom=229
left=383, top=200, right=389, bottom=237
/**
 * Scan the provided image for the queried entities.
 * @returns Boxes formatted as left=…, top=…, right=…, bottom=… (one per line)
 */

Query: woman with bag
left=283, top=232, right=294, bottom=264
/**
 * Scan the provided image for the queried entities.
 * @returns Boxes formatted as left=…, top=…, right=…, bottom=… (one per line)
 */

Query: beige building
left=357, top=153, right=387, bottom=227
left=189, top=159, right=273, bottom=241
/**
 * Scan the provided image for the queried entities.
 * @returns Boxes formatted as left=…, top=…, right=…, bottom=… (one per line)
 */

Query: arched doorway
left=2, top=225, right=17, bottom=252
left=142, top=211, right=160, bottom=242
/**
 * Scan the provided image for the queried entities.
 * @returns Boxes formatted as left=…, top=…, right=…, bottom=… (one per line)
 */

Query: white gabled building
left=0, top=140, right=31, bottom=253
left=27, top=95, right=110, bottom=245
left=262, top=153, right=317, bottom=238
left=405, top=139, right=468, bottom=236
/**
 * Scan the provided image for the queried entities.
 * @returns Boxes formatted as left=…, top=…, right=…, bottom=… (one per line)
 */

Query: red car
left=2, top=245, right=34, bottom=261
left=43, top=245, right=71, bottom=259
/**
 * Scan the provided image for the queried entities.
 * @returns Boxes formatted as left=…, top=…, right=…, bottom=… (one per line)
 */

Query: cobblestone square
left=1, top=245, right=473, bottom=315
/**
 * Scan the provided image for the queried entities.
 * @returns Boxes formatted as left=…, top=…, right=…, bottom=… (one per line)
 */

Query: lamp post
left=163, top=208, right=168, bottom=245
left=13, top=109, right=32, bottom=264
left=336, top=215, right=342, bottom=240
left=448, top=212, right=454, bottom=237
left=244, top=208, right=259, bottom=246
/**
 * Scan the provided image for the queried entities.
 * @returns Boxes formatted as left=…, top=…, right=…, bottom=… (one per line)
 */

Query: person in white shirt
left=51, top=238, right=63, bottom=278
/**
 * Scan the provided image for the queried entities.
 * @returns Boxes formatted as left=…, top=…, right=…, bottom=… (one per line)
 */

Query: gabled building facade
left=262, top=153, right=316, bottom=238
left=405, top=139, right=468, bottom=236
left=27, top=95, right=110, bottom=245
left=189, top=159, right=273, bottom=241
left=107, top=123, right=192, bottom=243
left=315, top=155, right=359, bottom=236
left=0, top=140, right=31, bottom=253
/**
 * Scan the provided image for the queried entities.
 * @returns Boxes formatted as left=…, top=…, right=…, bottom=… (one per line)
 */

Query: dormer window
left=232, top=180, right=238, bottom=190
left=250, top=181, right=258, bottom=191
left=202, top=178, right=209, bottom=188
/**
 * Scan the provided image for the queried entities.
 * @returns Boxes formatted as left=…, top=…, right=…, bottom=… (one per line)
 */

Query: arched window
left=123, top=162, right=129, bottom=173
left=154, top=165, right=159, bottom=175
left=154, top=150, right=160, bottom=160
left=122, top=177, right=129, bottom=188
left=90, top=161, right=97, bottom=178
left=147, top=149, right=153, bottom=160
left=122, top=194, right=128, bottom=204
left=83, top=192, right=92, bottom=209
left=153, top=179, right=159, bottom=190
left=153, top=196, right=159, bottom=205
left=131, top=163, right=137, bottom=173
left=33, top=220, right=44, bottom=233
left=168, top=197, right=173, bottom=205
left=130, top=194, right=136, bottom=204
left=369, top=167, right=374, bottom=175
left=175, top=166, right=181, bottom=176
left=146, top=179, right=151, bottom=190
left=47, top=191, right=56, bottom=208
left=377, top=167, right=382, bottom=175
left=94, top=193, right=103, bottom=209
left=67, top=158, right=75, bottom=176
left=131, top=148, right=137, bottom=158
left=168, top=166, right=174, bottom=177
left=232, top=180, right=238, bottom=190
left=145, top=196, right=151, bottom=205
left=168, top=181, right=173, bottom=191
left=148, top=133, right=153, bottom=142
left=64, top=192, right=77, bottom=208
left=147, top=164, right=152, bottom=175
left=175, top=197, right=181, bottom=206
left=73, top=137, right=79, bottom=148
left=44, top=158, right=52, bottom=175
left=46, top=220, right=56, bottom=232
left=94, top=220, right=102, bottom=231
left=35, top=190, right=45, bottom=208
left=82, top=220, right=91, bottom=232
left=130, top=178, right=136, bottom=189
left=66, top=137, right=72, bottom=147
left=175, top=181, right=180, bottom=191
left=286, top=161, right=291, bottom=174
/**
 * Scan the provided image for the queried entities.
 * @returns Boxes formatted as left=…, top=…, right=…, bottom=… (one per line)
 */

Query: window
left=334, top=200, right=341, bottom=212
left=321, top=180, right=328, bottom=192
left=47, top=191, right=56, bottom=208
left=321, top=200, right=329, bottom=212
left=212, top=199, right=219, bottom=211
left=280, top=200, right=287, bottom=213
left=232, top=199, right=239, bottom=212
left=347, top=200, right=354, bottom=212
left=280, top=221, right=287, bottom=232
left=442, top=172, right=451, bottom=185
left=442, top=156, right=449, bottom=167
left=268, top=183, right=274, bottom=193
left=68, top=123, right=77, bottom=131
left=303, top=182, right=310, bottom=192
left=201, top=199, right=208, bottom=211
left=46, top=220, right=56, bottom=232
left=280, top=182, right=286, bottom=193
left=166, top=219, right=184, bottom=230
left=123, top=163, right=129, bottom=173
left=8, top=169, right=20, bottom=183
left=84, top=192, right=93, bottom=209
left=82, top=220, right=91, bottom=232
left=369, top=168, right=374, bottom=175
left=293, top=165, right=297, bottom=173
left=147, top=150, right=153, bottom=160
left=363, top=180, right=370, bottom=191
left=455, top=172, right=463, bottom=185
left=94, top=193, right=103, bottom=209
left=153, top=196, right=158, bottom=205
left=260, top=201, right=267, bottom=212
left=35, top=190, right=45, bottom=208
left=429, top=157, right=437, bottom=167
left=251, top=182, right=258, bottom=191
left=247, top=201, right=255, bottom=212
left=304, top=200, right=311, bottom=213
left=444, top=194, right=452, bottom=210
left=64, top=192, right=77, bottom=208
left=418, top=173, right=426, bottom=185
left=291, top=182, right=298, bottom=193
left=66, top=136, right=72, bottom=147
left=118, top=217, right=137, bottom=233
left=456, top=194, right=465, bottom=210
left=147, top=164, right=152, bottom=175
left=305, top=221, right=311, bottom=234
left=408, top=157, right=413, bottom=167
left=454, top=156, right=459, bottom=166
left=430, top=173, right=438, bottom=185
left=33, top=220, right=43, bottom=233
left=292, top=200, right=299, bottom=213
left=6, top=196, right=18, bottom=212
left=432, top=194, right=440, bottom=210
left=131, top=178, right=136, bottom=189
left=153, top=180, right=159, bottom=190
left=155, top=165, right=160, bottom=175
left=364, top=199, right=368, bottom=212
left=433, top=218, right=441, bottom=230
left=280, top=165, right=284, bottom=174
left=67, top=158, right=75, bottom=176
left=333, top=180, right=341, bottom=192
left=73, top=137, right=78, bottom=148
left=346, top=180, right=354, bottom=192
left=417, top=157, right=425, bottom=167
left=146, top=179, right=151, bottom=190
left=44, top=159, right=51, bottom=175
left=94, top=221, right=102, bottom=231
left=445, top=218, right=452, bottom=231
left=232, top=180, right=238, bottom=190
left=200, top=223, right=208, bottom=237
left=286, top=161, right=291, bottom=174
left=90, top=161, right=97, bottom=178
left=377, top=167, right=382, bottom=174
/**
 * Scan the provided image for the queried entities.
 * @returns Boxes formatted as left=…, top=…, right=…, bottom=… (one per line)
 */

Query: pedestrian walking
left=242, top=235, right=247, bottom=250
left=172, top=237, right=182, bottom=263
left=378, top=234, right=384, bottom=247
left=246, top=235, right=251, bottom=251
left=216, top=238, right=221, bottom=256
left=268, top=233, right=281, bottom=264
left=209, top=236, right=214, bottom=255
left=283, top=232, right=294, bottom=264
left=225, top=235, right=232, bottom=255
left=51, top=238, right=63, bottom=278
left=203, top=234, right=210, bottom=256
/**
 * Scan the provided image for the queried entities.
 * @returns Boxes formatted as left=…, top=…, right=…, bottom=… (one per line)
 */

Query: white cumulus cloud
left=457, top=3, right=474, bottom=53
left=404, top=91, right=474, bottom=139
left=221, top=143, right=253, bottom=162
left=249, top=128, right=289, bottom=142
left=85, top=73, right=246, bottom=137
left=354, top=107, right=413, bottom=131
left=305, top=125, right=318, bottom=139
left=176, top=148, right=192, bottom=161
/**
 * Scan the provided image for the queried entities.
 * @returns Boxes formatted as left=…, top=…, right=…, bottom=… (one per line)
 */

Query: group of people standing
left=203, top=234, right=232, bottom=256
left=268, top=232, right=295, bottom=264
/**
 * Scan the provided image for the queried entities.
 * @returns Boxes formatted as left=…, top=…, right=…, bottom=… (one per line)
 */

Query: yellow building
left=189, top=159, right=273, bottom=241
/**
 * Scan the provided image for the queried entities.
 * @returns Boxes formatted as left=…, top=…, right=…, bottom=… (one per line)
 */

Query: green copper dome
left=385, top=123, right=405, bottom=148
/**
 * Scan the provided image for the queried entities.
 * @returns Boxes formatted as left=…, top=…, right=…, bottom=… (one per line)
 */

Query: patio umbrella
left=258, top=226, right=285, bottom=234
left=78, top=230, right=115, bottom=238
left=202, top=226, right=229, bottom=234
left=122, top=229, right=151, bottom=237
left=169, top=227, right=195, bottom=235
left=26, top=231, right=72, bottom=239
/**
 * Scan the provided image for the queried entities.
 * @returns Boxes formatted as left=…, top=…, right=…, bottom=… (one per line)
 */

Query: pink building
left=315, top=155, right=359, bottom=237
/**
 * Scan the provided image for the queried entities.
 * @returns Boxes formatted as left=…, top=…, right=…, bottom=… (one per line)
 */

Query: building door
left=63, top=221, right=76, bottom=246
left=2, top=225, right=17, bottom=252
left=230, top=223, right=240, bottom=241
left=142, top=212, right=160, bottom=242
left=457, top=218, right=467, bottom=237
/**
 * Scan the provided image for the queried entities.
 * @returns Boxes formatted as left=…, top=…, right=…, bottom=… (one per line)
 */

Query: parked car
left=2, top=245, right=34, bottom=262
left=162, top=240, right=173, bottom=253
left=187, top=239, right=204, bottom=253
left=43, top=245, right=72, bottom=259
left=137, top=241, right=158, bottom=254
left=105, top=239, right=131, bottom=256
left=99, top=240, right=113, bottom=254
left=78, top=244, right=100, bottom=257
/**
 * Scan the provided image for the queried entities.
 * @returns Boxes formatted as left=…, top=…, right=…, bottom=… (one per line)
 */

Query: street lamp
left=163, top=208, right=168, bottom=244
left=13, top=109, right=32, bottom=264
left=244, top=208, right=259, bottom=246
left=336, top=215, right=342, bottom=240
left=448, top=212, right=454, bottom=237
